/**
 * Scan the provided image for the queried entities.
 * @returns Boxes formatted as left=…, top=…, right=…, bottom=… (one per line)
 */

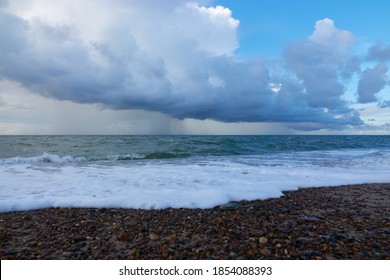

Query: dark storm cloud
left=369, top=43, right=390, bottom=62
left=0, top=4, right=372, bottom=130
left=357, top=64, right=389, bottom=103
left=341, top=56, right=361, bottom=79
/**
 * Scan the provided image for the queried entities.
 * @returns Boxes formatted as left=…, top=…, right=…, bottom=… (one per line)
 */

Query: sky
left=0, top=0, right=389, bottom=135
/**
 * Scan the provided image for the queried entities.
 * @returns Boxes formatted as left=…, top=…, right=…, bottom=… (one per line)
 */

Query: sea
left=0, top=135, right=389, bottom=212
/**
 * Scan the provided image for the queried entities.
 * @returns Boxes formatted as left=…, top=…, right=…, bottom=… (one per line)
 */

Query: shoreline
left=1, top=183, right=389, bottom=260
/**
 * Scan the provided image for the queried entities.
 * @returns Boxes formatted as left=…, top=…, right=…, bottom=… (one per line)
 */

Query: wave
left=0, top=153, right=87, bottom=165
left=0, top=147, right=389, bottom=167
left=143, top=151, right=191, bottom=159
left=0, top=151, right=192, bottom=165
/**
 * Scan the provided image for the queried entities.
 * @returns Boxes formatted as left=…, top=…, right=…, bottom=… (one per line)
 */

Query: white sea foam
left=0, top=152, right=151, bottom=165
left=1, top=150, right=389, bottom=212
left=0, top=152, right=87, bottom=165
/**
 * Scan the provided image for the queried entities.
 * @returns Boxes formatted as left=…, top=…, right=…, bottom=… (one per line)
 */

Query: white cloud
left=192, top=4, right=239, bottom=26
left=187, top=3, right=239, bottom=54
left=309, top=18, right=354, bottom=50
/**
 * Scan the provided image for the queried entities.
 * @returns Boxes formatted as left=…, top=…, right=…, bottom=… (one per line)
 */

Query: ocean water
left=0, top=135, right=389, bottom=212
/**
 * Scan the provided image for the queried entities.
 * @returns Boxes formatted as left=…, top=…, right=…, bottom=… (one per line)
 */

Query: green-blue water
left=1, top=135, right=389, bottom=212
left=1, top=135, right=388, bottom=161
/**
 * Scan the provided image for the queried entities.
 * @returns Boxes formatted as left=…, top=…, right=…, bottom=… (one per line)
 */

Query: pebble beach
left=1, top=183, right=389, bottom=260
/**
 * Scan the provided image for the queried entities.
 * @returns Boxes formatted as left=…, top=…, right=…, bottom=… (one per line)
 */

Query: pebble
left=74, top=236, right=87, bottom=242
left=5, top=248, right=17, bottom=255
left=62, top=251, right=72, bottom=257
left=296, top=237, right=309, bottom=246
left=149, top=234, right=159, bottom=241
left=334, top=234, right=347, bottom=241
left=260, top=249, right=271, bottom=256
left=325, top=236, right=335, bottom=243
left=303, top=216, right=326, bottom=222
left=259, top=237, right=268, bottom=244
left=217, top=203, right=239, bottom=210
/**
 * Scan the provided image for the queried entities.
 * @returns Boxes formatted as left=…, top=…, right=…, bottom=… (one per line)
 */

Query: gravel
left=1, top=183, right=389, bottom=260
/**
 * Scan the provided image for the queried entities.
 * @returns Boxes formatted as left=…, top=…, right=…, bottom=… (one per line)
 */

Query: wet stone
left=260, top=249, right=271, bottom=256
left=62, top=251, right=73, bottom=257
left=74, top=236, right=87, bottom=242
left=4, top=248, right=17, bottom=255
left=259, top=237, right=268, bottom=244
left=334, top=234, right=347, bottom=241
left=149, top=234, right=159, bottom=241
left=325, top=236, right=335, bottom=243
left=296, top=237, right=309, bottom=246
left=51, top=224, right=60, bottom=229
left=217, top=203, right=239, bottom=210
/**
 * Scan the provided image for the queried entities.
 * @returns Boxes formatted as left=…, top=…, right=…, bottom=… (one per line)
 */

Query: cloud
left=0, top=2, right=374, bottom=131
left=184, top=3, right=240, bottom=55
left=0, top=95, right=5, bottom=107
left=283, top=18, right=362, bottom=128
left=285, top=40, right=345, bottom=108
left=357, top=63, right=389, bottom=103
left=0, top=0, right=7, bottom=8
left=341, top=56, right=361, bottom=79
left=379, top=100, right=390, bottom=108
left=309, top=18, right=354, bottom=50
left=368, top=42, right=390, bottom=62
